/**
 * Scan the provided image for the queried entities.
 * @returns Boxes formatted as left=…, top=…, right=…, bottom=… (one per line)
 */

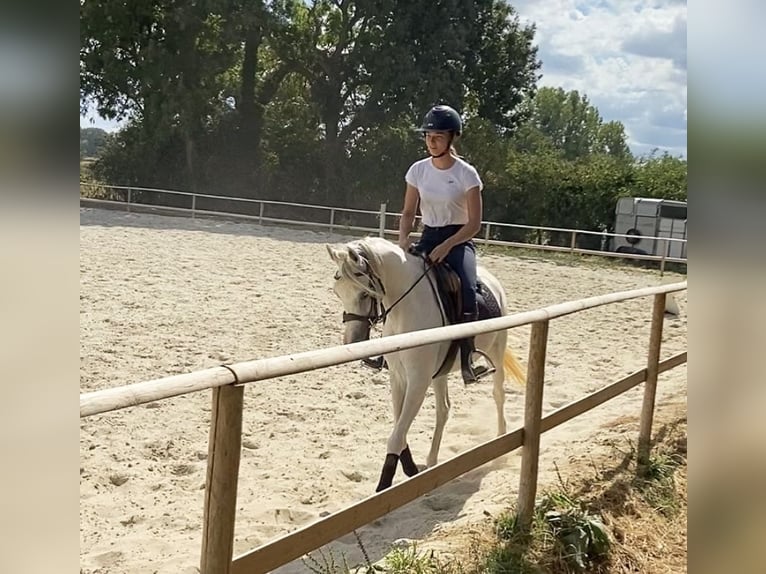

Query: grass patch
left=485, top=471, right=612, bottom=573
left=422, top=409, right=687, bottom=574
left=303, top=535, right=465, bottom=574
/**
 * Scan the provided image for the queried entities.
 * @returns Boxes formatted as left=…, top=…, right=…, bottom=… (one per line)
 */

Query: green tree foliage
left=465, top=87, right=684, bottom=243
left=514, top=87, right=631, bottom=160
left=81, top=1, right=686, bottom=231
left=632, top=151, right=688, bottom=201
left=80, top=127, right=110, bottom=158
left=80, top=0, right=241, bottom=190
left=263, top=0, right=539, bottom=203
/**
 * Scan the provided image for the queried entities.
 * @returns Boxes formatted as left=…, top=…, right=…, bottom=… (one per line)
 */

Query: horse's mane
left=337, top=237, right=406, bottom=299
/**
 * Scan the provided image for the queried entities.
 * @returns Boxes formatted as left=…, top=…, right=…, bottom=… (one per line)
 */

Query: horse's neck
left=379, top=252, right=442, bottom=331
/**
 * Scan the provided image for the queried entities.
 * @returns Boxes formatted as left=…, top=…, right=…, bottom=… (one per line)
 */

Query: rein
left=380, top=258, right=433, bottom=323
left=342, top=255, right=434, bottom=328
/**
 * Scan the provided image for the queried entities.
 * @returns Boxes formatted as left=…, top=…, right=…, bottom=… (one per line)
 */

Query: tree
left=274, top=0, right=540, bottom=202
left=631, top=151, right=687, bottom=201
left=80, top=0, right=242, bottom=190
left=515, top=87, right=631, bottom=160
left=80, top=127, right=110, bottom=158
left=464, top=1, right=540, bottom=130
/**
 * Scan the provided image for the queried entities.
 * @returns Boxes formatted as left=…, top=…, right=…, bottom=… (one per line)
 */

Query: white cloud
left=511, top=0, right=687, bottom=157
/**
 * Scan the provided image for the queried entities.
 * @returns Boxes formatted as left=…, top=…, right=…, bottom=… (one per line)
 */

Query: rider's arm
left=427, top=186, right=482, bottom=263
left=398, top=184, right=419, bottom=249
left=442, top=186, right=483, bottom=248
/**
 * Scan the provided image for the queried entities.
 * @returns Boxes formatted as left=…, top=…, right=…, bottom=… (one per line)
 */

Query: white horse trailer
left=613, top=197, right=687, bottom=259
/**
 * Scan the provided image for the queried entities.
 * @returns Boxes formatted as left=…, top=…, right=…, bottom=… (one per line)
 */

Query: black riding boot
left=362, top=356, right=386, bottom=370
left=459, top=312, right=496, bottom=384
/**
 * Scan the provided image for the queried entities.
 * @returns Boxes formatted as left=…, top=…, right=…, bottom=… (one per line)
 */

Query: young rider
left=365, top=104, right=494, bottom=383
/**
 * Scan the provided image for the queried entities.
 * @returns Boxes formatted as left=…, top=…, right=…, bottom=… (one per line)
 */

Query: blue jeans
left=415, top=225, right=479, bottom=315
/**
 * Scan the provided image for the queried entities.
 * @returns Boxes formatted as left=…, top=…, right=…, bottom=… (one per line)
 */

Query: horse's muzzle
left=341, top=313, right=371, bottom=345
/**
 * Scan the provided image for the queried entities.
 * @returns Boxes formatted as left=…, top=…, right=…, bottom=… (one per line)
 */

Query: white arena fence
left=79, top=182, right=687, bottom=275
left=79, top=255, right=688, bottom=574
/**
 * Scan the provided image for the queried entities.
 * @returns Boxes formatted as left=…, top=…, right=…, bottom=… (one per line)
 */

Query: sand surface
left=79, top=207, right=687, bottom=573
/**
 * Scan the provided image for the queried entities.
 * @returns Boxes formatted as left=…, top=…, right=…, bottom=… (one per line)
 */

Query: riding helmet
left=420, top=105, right=462, bottom=135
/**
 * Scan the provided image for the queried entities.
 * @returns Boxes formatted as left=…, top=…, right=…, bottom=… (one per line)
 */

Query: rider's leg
left=445, top=242, right=495, bottom=384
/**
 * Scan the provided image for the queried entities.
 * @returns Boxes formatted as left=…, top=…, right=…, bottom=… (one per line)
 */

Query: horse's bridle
left=340, top=266, right=386, bottom=330
left=339, top=251, right=435, bottom=331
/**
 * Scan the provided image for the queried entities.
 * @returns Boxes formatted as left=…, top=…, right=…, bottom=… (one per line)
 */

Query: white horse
left=327, top=237, right=525, bottom=491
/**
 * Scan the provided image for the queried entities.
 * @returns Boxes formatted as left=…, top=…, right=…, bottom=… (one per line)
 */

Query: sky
left=510, top=0, right=687, bottom=158
left=80, top=0, right=688, bottom=158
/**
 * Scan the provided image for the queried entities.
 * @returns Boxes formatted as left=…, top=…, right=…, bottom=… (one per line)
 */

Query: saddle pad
left=477, top=280, right=502, bottom=320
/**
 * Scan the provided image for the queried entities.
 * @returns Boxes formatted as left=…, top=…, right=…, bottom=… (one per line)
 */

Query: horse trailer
left=613, top=197, right=687, bottom=259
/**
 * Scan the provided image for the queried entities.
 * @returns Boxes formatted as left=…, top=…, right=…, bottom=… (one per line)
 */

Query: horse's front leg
left=376, top=367, right=430, bottom=491
left=375, top=366, right=408, bottom=492
left=374, top=446, right=419, bottom=493
left=375, top=453, right=400, bottom=492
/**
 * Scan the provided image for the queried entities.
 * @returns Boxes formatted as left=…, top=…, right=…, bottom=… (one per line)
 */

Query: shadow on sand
left=272, top=454, right=515, bottom=573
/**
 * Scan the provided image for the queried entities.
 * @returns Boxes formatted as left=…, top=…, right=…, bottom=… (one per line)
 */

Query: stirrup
left=361, top=356, right=386, bottom=371
left=462, top=349, right=496, bottom=385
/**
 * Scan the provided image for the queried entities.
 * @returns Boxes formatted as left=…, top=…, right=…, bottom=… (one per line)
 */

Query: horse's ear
left=347, top=247, right=361, bottom=263
left=326, top=244, right=348, bottom=263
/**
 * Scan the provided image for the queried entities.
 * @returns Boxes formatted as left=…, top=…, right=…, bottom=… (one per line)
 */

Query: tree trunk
left=238, top=26, right=264, bottom=193
left=322, top=98, right=345, bottom=205
left=185, top=134, right=197, bottom=195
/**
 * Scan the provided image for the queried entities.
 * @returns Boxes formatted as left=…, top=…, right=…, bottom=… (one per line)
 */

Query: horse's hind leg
left=489, top=334, right=508, bottom=436
left=427, top=375, right=450, bottom=468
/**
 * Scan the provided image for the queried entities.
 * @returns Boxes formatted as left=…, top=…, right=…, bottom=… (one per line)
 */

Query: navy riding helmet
left=420, top=105, right=462, bottom=135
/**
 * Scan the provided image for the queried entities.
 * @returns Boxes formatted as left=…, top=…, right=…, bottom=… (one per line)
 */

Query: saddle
left=362, top=248, right=502, bottom=378
left=417, top=251, right=502, bottom=378
left=429, top=260, right=502, bottom=323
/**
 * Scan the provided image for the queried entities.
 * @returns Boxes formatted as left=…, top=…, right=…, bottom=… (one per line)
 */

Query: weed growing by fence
left=303, top=532, right=466, bottom=574
left=488, top=473, right=612, bottom=573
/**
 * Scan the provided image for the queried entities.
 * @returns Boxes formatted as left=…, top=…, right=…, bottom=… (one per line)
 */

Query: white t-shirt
left=404, top=157, right=483, bottom=227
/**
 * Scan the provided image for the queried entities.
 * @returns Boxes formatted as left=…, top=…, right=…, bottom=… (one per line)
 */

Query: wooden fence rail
left=231, top=351, right=686, bottom=573
left=79, top=183, right=688, bottom=272
left=80, top=282, right=686, bottom=418
left=80, top=280, right=687, bottom=574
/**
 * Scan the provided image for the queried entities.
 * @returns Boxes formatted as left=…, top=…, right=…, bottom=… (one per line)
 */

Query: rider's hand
left=428, top=241, right=452, bottom=264
left=398, top=237, right=412, bottom=251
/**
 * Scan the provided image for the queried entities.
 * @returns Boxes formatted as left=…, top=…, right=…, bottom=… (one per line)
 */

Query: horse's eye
left=360, top=292, right=369, bottom=299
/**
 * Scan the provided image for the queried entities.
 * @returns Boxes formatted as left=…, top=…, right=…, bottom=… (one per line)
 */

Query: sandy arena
left=79, top=207, right=687, bottom=573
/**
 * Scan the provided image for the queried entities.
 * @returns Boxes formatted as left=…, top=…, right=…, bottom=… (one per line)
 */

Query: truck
left=612, top=197, right=687, bottom=259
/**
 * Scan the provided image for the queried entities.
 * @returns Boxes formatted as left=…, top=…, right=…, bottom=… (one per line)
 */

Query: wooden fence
left=79, top=182, right=688, bottom=274
left=80, top=280, right=688, bottom=574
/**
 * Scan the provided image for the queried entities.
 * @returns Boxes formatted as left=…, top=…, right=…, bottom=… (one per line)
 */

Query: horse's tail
left=503, top=347, right=526, bottom=387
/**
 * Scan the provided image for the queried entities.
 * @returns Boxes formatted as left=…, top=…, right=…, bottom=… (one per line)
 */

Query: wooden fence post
left=378, top=203, right=387, bottom=238
left=638, top=293, right=666, bottom=470
left=659, top=239, right=668, bottom=276
left=516, top=320, right=549, bottom=532
left=201, top=384, right=244, bottom=574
